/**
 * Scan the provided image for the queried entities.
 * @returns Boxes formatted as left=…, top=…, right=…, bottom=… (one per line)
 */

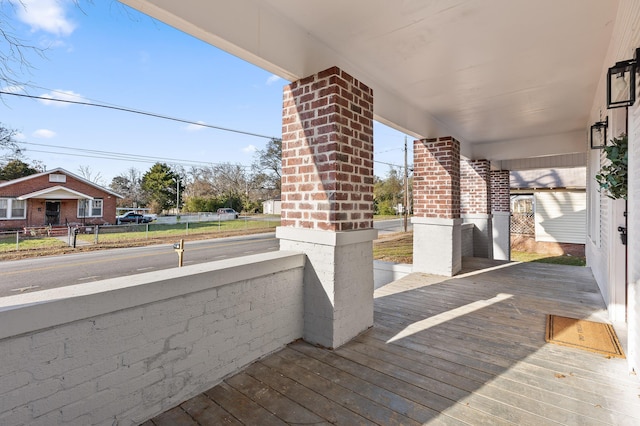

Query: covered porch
left=148, top=258, right=639, bottom=425
left=2, top=1, right=639, bottom=424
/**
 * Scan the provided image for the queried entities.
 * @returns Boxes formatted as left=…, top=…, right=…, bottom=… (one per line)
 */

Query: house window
left=91, top=199, right=103, bottom=216
left=0, top=198, right=27, bottom=219
left=78, top=199, right=103, bottom=218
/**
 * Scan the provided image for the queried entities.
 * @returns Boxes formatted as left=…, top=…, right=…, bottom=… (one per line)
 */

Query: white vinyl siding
left=0, top=198, right=26, bottom=219
left=534, top=191, right=586, bottom=244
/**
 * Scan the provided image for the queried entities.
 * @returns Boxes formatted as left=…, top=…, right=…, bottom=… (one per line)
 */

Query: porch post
left=460, top=159, right=493, bottom=258
left=276, top=66, right=376, bottom=349
left=412, top=137, right=462, bottom=276
left=491, top=170, right=511, bottom=260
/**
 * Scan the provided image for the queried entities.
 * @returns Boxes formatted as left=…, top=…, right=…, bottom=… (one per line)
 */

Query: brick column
left=461, top=159, right=493, bottom=258
left=491, top=170, right=511, bottom=260
left=276, top=66, right=377, bottom=349
left=411, top=137, right=462, bottom=276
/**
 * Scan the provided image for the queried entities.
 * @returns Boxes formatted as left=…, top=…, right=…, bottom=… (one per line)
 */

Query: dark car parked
left=117, top=212, right=152, bottom=224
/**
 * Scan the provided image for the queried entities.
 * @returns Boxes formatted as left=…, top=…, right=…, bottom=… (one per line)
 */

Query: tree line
left=0, top=129, right=282, bottom=215
left=3, top=122, right=409, bottom=215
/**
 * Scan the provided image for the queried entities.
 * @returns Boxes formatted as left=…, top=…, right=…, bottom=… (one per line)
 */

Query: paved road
left=0, top=220, right=410, bottom=297
left=374, top=217, right=412, bottom=234
left=0, top=233, right=278, bottom=297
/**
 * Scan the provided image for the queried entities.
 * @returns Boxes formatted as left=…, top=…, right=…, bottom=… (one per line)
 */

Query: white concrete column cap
left=276, top=226, right=378, bottom=246
left=411, top=217, right=463, bottom=226
left=461, top=213, right=493, bottom=220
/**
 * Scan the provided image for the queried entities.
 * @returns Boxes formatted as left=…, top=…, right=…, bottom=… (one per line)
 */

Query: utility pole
left=176, top=178, right=180, bottom=214
left=403, top=136, right=408, bottom=232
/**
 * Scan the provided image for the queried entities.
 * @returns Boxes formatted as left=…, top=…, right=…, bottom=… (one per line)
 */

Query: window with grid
left=77, top=199, right=103, bottom=217
left=0, top=198, right=26, bottom=219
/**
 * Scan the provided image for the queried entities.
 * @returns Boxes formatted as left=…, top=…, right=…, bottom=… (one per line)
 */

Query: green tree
left=374, top=167, right=404, bottom=215
left=141, top=163, right=183, bottom=214
left=0, top=158, right=39, bottom=180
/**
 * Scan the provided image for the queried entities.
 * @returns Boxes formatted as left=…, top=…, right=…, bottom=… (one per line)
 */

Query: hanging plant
left=595, top=133, right=628, bottom=200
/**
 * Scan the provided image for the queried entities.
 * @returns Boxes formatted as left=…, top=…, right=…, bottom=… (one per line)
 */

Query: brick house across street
left=0, top=168, right=122, bottom=230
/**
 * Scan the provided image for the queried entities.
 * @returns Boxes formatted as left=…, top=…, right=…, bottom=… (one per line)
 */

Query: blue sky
left=1, top=0, right=410, bottom=185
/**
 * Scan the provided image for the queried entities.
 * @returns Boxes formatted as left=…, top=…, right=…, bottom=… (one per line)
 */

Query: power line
left=17, top=140, right=233, bottom=167
left=0, top=90, right=279, bottom=140
left=3, top=88, right=405, bottom=169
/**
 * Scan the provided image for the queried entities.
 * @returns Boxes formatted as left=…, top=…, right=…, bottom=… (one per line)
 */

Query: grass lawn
left=373, top=232, right=586, bottom=266
left=374, top=232, right=413, bottom=263
left=0, top=218, right=280, bottom=260
left=0, top=236, right=66, bottom=252
left=511, top=251, right=586, bottom=266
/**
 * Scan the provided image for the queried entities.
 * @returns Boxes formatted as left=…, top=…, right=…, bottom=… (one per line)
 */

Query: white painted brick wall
left=0, top=252, right=305, bottom=425
left=277, top=227, right=377, bottom=349
left=461, top=222, right=474, bottom=257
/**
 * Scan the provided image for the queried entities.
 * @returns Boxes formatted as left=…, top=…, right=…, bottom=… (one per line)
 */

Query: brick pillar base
left=491, top=170, right=511, bottom=260
left=279, top=66, right=376, bottom=348
left=412, top=217, right=463, bottom=276
left=412, top=137, right=461, bottom=276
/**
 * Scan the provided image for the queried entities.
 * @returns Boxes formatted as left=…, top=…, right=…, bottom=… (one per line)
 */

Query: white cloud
left=11, top=0, right=76, bottom=36
left=14, top=132, right=27, bottom=141
left=33, top=129, right=56, bottom=138
left=243, top=145, right=257, bottom=153
left=38, top=89, right=84, bottom=107
left=185, top=121, right=206, bottom=132
left=266, top=74, right=281, bottom=86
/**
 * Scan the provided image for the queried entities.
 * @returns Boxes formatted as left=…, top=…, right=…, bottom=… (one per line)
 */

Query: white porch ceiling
left=121, top=0, right=618, bottom=161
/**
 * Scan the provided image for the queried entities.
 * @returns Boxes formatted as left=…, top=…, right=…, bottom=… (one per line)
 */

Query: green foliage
left=141, top=163, right=183, bottom=213
left=0, top=159, right=39, bottom=180
left=595, top=134, right=628, bottom=200
left=182, top=196, right=224, bottom=213
left=374, top=167, right=404, bottom=214
left=376, top=199, right=396, bottom=215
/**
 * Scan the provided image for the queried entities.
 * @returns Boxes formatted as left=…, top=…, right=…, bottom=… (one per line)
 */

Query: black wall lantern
left=590, top=116, right=608, bottom=149
left=607, top=48, right=639, bottom=109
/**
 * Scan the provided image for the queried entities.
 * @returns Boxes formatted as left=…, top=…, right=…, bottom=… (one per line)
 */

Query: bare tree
left=0, top=1, right=46, bottom=89
left=1, top=122, right=22, bottom=160
left=77, top=165, right=105, bottom=186
left=251, top=138, right=281, bottom=195
left=110, top=167, right=144, bottom=207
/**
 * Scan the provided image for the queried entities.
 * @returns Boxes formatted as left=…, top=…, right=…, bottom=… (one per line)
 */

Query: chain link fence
left=0, top=216, right=281, bottom=253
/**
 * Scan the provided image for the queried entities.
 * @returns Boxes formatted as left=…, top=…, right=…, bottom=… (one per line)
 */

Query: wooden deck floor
left=145, top=258, right=640, bottom=425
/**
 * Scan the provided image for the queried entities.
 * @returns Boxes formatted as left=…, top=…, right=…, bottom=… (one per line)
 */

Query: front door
left=45, top=201, right=60, bottom=225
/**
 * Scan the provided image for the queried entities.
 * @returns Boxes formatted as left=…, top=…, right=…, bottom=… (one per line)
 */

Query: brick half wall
left=0, top=252, right=305, bottom=426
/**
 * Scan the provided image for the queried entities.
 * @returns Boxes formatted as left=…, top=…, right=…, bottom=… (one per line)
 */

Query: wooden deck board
left=147, top=258, right=640, bottom=425
left=180, top=394, right=242, bottom=425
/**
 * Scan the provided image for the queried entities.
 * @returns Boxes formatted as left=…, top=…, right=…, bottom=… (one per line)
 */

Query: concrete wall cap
left=0, top=251, right=305, bottom=340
